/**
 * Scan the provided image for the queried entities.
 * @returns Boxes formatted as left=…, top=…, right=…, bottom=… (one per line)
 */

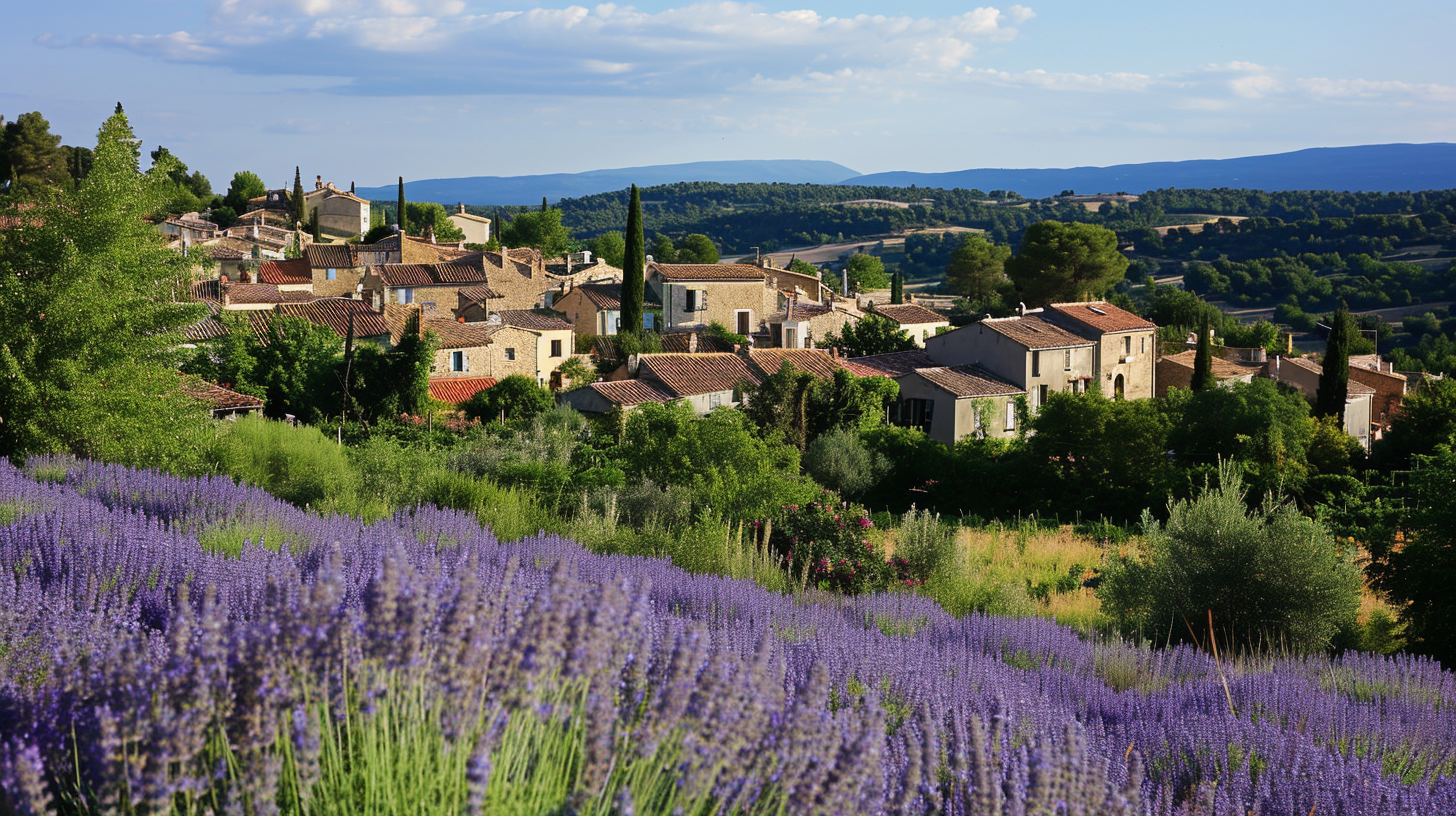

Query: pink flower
left=858, top=517, right=873, bottom=529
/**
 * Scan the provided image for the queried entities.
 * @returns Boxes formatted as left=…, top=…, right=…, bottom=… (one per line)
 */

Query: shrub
left=893, top=506, right=955, bottom=583
left=461, top=375, right=553, bottom=424
left=209, top=415, right=359, bottom=510
left=803, top=427, right=886, bottom=498
left=1100, top=465, right=1362, bottom=653
left=768, top=496, right=888, bottom=594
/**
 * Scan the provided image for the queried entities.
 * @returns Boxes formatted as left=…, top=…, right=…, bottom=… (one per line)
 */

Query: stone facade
left=1043, top=302, right=1159, bottom=400
left=303, top=181, right=370, bottom=237
left=924, top=316, right=1097, bottom=411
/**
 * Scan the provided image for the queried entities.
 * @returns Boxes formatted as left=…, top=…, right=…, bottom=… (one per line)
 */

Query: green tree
left=650, top=233, right=677, bottom=263
left=620, top=185, right=646, bottom=336
left=404, top=201, right=466, bottom=242
left=590, top=231, right=626, bottom=268
left=1100, top=466, right=1361, bottom=654
left=291, top=166, right=305, bottom=227
left=351, top=313, right=435, bottom=422
left=1191, top=315, right=1213, bottom=391
left=0, top=111, right=70, bottom=193
left=1006, top=221, right=1128, bottom=306
left=803, top=427, right=887, bottom=498
left=676, top=233, right=719, bottom=264
left=461, top=374, right=553, bottom=423
left=844, top=253, right=890, bottom=292
left=498, top=207, right=572, bottom=256
left=1316, top=303, right=1353, bottom=419
left=224, top=170, right=267, bottom=214
left=0, top=107, right=212, bottom=469
left=945, top=233, right=1012, bottom=305
left=821, top=314, right=916, bottom=358
left=1028, top=389, right=1173, bottom=521
left=890, top=272, right=904, bottom=304
left=252, top=316, right=343, bottom=424
left=1166, top=378, right=1316, bottom=498
left=397, top=176, right=407, bottom=234
left=1368, top=445, right=1456, bottom=663
left=1372, top=376, right=1456, bottom=469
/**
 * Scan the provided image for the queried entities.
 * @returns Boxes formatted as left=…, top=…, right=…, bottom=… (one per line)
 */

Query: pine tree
left=890, top=272, right=904, bottom=304
left=541, top=196, right=549, bottom=213
left=1191, top=315, right=1213, bottom=391
left=291, top=166, right=305, bottom=228
left=619, top=184, right=646, bottom=337
left=397, top=176, right=407, bottom=235
left=1316, top=303, right=1353, bottom=419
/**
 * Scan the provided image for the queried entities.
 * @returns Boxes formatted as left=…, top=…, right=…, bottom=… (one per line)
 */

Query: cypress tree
left=541, top=196, right=549, bottom=213
left=397, top=176, right=407, bottom=235
left=291, top=166, right=305, bottom=228
left=1191, top=315, right=1213, bottom=391
left=890, top=272, right=904, bottom=304
left=620, top=184, right=646, bottom=337
left=1316, top=302, right=1352, bottom=419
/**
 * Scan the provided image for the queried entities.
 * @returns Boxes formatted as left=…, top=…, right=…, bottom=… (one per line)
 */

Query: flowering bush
left=769, top=495, right=889, bottom=593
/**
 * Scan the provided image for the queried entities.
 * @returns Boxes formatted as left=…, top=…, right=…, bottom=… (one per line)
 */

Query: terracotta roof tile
left=589, top=380, right=675, bottom=406
left=638, top=353, right=763, bottom=397
left=1162, top=349, right=1259, bottom=381
left=226, top=283, right=288, bottom=305
left=978, top=315, right=1095, bottom=350
left=873, top=303, right=947, bottom=325
left=457, top=284, right=503, bottom=303
left=377, top=262, right=488, bottom=288
left=577, top=282, right=622, bottom=310
left=1047, top=301, right=1157, bottom=334
left=262, top=300, right=391, bottom=340
left=848, top=349, right=939, bottom=377
left=258, top=258, right=313, bottom=286
left=659, top=329, right=738, bottom=353
left=305, top=244, right=358, bottom=270
left=429, top=377, right=497, bottom=403
left=181, top=380, right=264, bottom=412
left=1276, top=355, right=1378, bottom=394
left=913, top=365, right=1023, bottom=398
left=184, top=317, right=231, bottom=342
left=386, top=305, right=498, bottom=348
left=652, top=263, right=767, bottom=282
left=748, top=348, right=853, bottom=380
left=500, top=310, right=573, bottom=331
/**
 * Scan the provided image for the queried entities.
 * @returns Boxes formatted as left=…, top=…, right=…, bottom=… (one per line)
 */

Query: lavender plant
left=3, top=458, right=1456, bottom=815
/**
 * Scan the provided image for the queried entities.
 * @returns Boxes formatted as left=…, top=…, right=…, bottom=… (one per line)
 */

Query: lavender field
left=2, top=459, right=1455, bottom=815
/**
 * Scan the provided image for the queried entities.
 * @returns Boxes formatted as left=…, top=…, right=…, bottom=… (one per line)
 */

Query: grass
left=196, top=518, right=310, bottom=557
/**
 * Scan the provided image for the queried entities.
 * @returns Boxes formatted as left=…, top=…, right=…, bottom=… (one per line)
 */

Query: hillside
left=850, top=143, right=1456, bottom=199
left=357, top=159, right=861, bottom=205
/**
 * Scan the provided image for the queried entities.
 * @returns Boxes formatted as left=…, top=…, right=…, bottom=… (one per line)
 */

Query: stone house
left=1155, top=350, right=1259, bottom=397
left=303, top=178, right=370, bottom=237
left=181, top=380, right=265, bottom=419
left=762, top=264, right=833, bottom=304
left=924, top=313, right=1096, bottom=412
left=647, top=263, right=778, bottom=337
left=497, top=310, right=576, bottom=387
left=257, top=259, right=314, bottom=294
left=635, top=352, right=764, bottom=414
left=1348, top=354, right=1408, bottom=433
left=1043, top=301, right=1158, bottom=400
left=870, top=303, right=950, bottom=347
left=850, top=349, right=1023, bottom=443
left=766, top=298, right=861, bottom=349
left=1265, top=355, right=1377, bottom=451
left=554, top=281, right=625, bottom=337
left=252, top=299, right=392, bottom=346
left=303, top=244, right=366, bottom=298
left=190, top=276, right=316, bottom=312
left=559, top=380, right=677, bottom=414
left=363, top=252, right=548, bottom=316
left=386, top=305, right=497, bottom=380
left=447, top=205, right=491, bottom=245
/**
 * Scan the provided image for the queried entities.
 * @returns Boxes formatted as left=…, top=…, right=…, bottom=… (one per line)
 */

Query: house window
left=785, top=327, right=797, bottom=348
left=1064, top=350, right=1072, bottom=370
left=550, top=339, right=562, bottom=358
left=736, top=310, right=752, bottom=336
left=709, top=392, right=722, bottom=409
left=685, top=289, right=706, bottom=312
left=397, top=288, right=414, bottom=304
left=451, top=350, right=466, bottom=372
left=1038, top=384, right=1049, bottom=409
left=504, top=348, right=516, bottom=361
left=1005, top=401, right=1016, bottom=431
left=1123, top=335, right=1132, bottom=356
left=326, top=268, right=337, bottom=281
left=1031, top=350, right=1041, bottom=377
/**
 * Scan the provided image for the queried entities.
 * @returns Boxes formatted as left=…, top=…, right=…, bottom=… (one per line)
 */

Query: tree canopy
left=499, top=206, right=573, bottom=257
left=844, top=253, right=891, bottom=293
left=1005, top=221, right=1128, bottom=306
left=945, top=233, right=1012, bottom=308
left=822, top=314, right=917, bottom=358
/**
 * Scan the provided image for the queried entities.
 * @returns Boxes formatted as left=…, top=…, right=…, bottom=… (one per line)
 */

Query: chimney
left=458, top=203, right=466, bottom=214
left=315, top=175, right=323, bottom=190
left=1018, top=301, right=1027, bottom=317
left=350, top=181, right=355, bottom=194
left=688, top=332, right=698, bottom=353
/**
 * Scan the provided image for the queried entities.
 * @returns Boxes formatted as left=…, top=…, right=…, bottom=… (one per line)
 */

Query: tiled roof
left=773, top=300, right=835, bottom=321
left=184, top=317, right=231, bottom=342
left=376, top=262, right=488, bottom=287
left=258, top=258, right=313, bottom=286
left=1048, top=301, right=1157, bottom=334
left=979, top=315, right=1094, bottom=350
left=457, top=284, right=503, bottom=303
left=386, top=305, right=498, bottom=349
left=227, top=283, right=287, bottom=305
left=638, top=353, right=763, bottom=397
left=577, top=282, right=622, bottom=310
left=1162, top=349, right=1259, bottom=381
left=659, top=329, right=738, bottom=353
left=1276, top=355, right=1378, bottom=394
left=181, top=380, right=264, bottom=412
left=429, top=377, right=497, bottom=404
left=500, top=310, right=573, bottom=331
left=873, top=303, right=947, bottom=325
left=913, top=365, right=1023, bottom=398
left=652, top=263, right=766, bottom=282
left=748, top=349, right=853, bottom=380
left=848, top=349, right=939, bottom=377
left=451, top=211, right=492, bottom=225
left=764, top=267, right=826, bottom=297
left=589, top=380, right=675, bottom=406
left=592, top=336, right=621, bottom=360
left=305, top=244, right=358, bottom=270
left=267, top=300, right=391, bottom=340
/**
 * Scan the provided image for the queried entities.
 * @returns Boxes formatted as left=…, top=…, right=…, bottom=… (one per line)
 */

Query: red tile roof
left=376, top=262, right=488, bottom=288
left=978, top=315, right=1094, bottom=350
left=305, top=244, right=359, bottom=270
left=1275, top=355, right=1378, bottom=394
left=457, top=284, right=503, bottom=304
left=258, top=258, right=313, bottom=286
left=429, top=377, right=497, bottom=404
left=500, top=310, right=573, bottom=331
left=873, top=303, right=947, bottom=325
left=184, top=317, right=231, bottom=342
left=659, top=329, right=738, bottom=353
left=913, top=365, right=1023, bottom=398
left=638, top=353, right=763, bottom=397
left=386, top=305, right=498, bottom=349
left=589, top=380, right=675, bottom=406
left=652, top=263, right=767, bottom=282
left=181, top=380, right=265, bottom=413
left=748, top=348, right=854, bottom=380
left=1047, top=301, right=1157, bottom=334
left=269, top=300, right=391, bottom=340
left=576, top=282, right=622, bottom=310
left=1161, top=350, right=1260, bottom=381
left=847, top=349, right=939, bottom=377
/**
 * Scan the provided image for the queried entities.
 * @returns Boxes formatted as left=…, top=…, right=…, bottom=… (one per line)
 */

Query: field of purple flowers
left=3, top=459, right=1456, bottom=815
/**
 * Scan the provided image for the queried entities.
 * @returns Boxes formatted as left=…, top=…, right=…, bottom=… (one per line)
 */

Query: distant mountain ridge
left=356, top=160, right=863, bottom=206
left=846, top=144, right=1456, bottom=199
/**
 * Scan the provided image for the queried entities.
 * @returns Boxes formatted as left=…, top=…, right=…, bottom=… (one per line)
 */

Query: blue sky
left=4, top=0, right=1452, bottom=189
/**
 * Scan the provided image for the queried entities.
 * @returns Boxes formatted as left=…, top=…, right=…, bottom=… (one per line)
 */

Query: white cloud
left=967, top=67, right=1152, bottom=93
left=1296, top=77, right=1456, bottom=103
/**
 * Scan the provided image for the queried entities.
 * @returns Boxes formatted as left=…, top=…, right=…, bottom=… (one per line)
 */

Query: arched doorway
left=1113, top=373, right=1125, bottom=399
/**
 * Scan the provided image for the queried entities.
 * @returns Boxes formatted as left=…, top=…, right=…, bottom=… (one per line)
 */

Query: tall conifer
left=620, top=184, right=646, bottom=336
left=397, top=176, right=407, bottom=235
left=291, top=166, right=305, bottom=228
left=1191, top=315, right=1213, bottom=391
left=890, top=272, right=904, bottom=304
left=1317, top=302, right=1353, bottom=419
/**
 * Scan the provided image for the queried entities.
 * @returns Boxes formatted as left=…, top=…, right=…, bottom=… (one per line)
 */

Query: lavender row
left=2, top=460, right=1455, bottom=814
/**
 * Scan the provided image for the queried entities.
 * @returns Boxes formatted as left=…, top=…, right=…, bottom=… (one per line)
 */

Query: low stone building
left=1348, top=354, right=1408, bottom=434
left=498, top=310, right=576, bottom=387
left=925, top=313, right=1096, bottom=412
left=1156, top=350, right=1259, bottom=397
left=1266, top=355, right=1377, bottom=451
left=648, top=263, right=778, bottom=337
left=870, top=303, right=950, bottom=347
left=554, top=281, right=625, bottom=336
left=851, top=349, right=1023, bottom=443
left=767, top=298, right=861, bottom=349
left=304, top=244, right=367, bottom=298
left=257, top=259, right=314, bottom=294
left=559, top=380, right=677, bottom=414
left=1044, top=301, right=1159, bottom=400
